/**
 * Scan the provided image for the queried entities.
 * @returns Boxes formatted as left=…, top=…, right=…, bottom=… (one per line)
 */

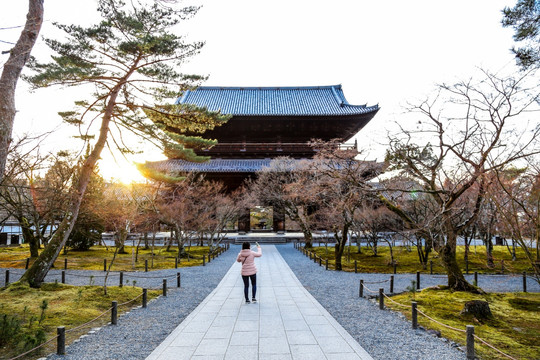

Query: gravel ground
left=26, top=248, right=237, bottom=360
left=2, top=243, right=537, bottom=360
left=277, top=244, right=539, bottom=360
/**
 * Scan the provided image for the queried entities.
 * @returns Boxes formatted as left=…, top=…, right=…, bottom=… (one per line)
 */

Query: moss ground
left=385, top=289, right=540, bottom=360
left=0, top=245, right=213, bottom=271
left=309, top=245, right=536, bottom=274
left=0, top=282, right=160, bottom=360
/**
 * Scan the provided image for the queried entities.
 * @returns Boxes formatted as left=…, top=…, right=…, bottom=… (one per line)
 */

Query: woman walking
left=237, top=242, right=262, bottom=304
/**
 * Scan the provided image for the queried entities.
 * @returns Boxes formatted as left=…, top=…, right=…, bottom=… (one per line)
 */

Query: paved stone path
left=146, top=245, right=373, bottom=360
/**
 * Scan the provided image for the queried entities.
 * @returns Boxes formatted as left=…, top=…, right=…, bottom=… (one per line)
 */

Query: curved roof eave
left=175, top=85, right=379, bottom=117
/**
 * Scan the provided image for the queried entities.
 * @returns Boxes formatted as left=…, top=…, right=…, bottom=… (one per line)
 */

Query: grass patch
left=0, top=245, right=215, bottom=271
left=385, top=289, right=540, bottom=359
left=0, top=282, right=160, bottom=360
left=309, top=245, right=536, bottom=274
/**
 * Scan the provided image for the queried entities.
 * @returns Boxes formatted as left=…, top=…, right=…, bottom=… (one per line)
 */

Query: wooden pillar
left=238, top=208, right=251, bottom=234
left=272, top=205, right=286, bottom=234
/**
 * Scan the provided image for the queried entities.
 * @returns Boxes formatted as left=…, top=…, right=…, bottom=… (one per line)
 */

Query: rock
left=426, top=329, right=442, bottom=337
left=460, top=300, right=493, bottom=320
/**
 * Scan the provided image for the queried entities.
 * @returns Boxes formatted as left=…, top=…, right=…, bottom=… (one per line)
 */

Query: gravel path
left=1, top=243, right=537, bottom=360
left=277, top=244, right=539, bottom=360
left=41, top=249, right=237, bottom=360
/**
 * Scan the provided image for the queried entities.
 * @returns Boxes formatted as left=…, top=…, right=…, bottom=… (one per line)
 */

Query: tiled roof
left=151, top=159, right=276, bottom=173
left=177, top=85, right=379, bottom=116
left=151, top=158, right=384, bottom=178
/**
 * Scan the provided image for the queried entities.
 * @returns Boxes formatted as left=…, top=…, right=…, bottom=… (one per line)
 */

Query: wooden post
left=208, top=254, right=211, bottom=263
left=4, top=269, right=9, bottom=286
left=523, top=272, right=527, bottom=292
left=429, top=260, right=433, bottom=275
left=177, top=272, right=181, bottom=288
left=474, top=271, right=478, bottom=286
left=64, top=258, right=68, bottom=270
left=359, top=280, right=363, bottom=297
left=142, top=289, right=147, bottom=308
left=416, top=271, right=420, bottom=290
left=412, top=301, right=418, bottom=329
left=103, top=259, right=107, bottom=272
left=61, top=270, right=65, bottom=284
left=379, top=288, right=384, bottom=310
left=119, top=272, right=123, bottom=287
left=354, top=260, right=358, bottom=273
left=390, top=275, right=394, bottom=293
left=163, top=279, right=167, bottom=297
left=145, top=259, right=148, bottom=272
left=25, top=257, right=30, bottom=269
left=325, top=259, right=328, bottom=270
left=466, top=325, right=475, bottom=359
left=57, top=326, right=66, bottom=355
left=175, top=258, right=178, bottom=269
left=393, top=262, right=397, bottom=274
left=111, top=301, right=118, bottom=325
left=202, top=256, right=206, bottom=266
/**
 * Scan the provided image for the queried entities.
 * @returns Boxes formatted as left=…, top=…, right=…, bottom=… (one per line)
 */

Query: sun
left=99, top=157, right=147, bottom=184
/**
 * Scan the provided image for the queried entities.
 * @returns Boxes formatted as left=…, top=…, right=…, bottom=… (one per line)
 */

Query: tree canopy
left=502, top=0, right=540, bottom=69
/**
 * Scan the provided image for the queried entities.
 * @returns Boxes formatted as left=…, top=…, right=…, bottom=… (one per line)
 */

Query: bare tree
left=200, top=189, right=243, bottom=253
left=303, top=142, right=383, bottom=270
left=102, top=183, right=138, bottom=254
left=249, top=157, right=320, bottom=248
left=489, top=163, right=540, bottom=283
left=378, top=69, right=540, bottom=291
left=0, top=148, right=73, bottom=257
left=0, top=0, right=44, bottom=182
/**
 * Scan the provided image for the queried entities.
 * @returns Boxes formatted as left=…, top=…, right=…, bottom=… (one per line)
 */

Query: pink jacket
left=237, top=247, right=262, bottom=276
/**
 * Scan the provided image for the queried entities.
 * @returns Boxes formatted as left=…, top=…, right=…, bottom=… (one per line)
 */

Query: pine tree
left=19, top=0, right=229, bottom=287
left=502, top=0, right=540, bottom=69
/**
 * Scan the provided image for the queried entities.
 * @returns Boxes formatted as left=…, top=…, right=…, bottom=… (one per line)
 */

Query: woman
left=237, top=241, right=262, bottom=304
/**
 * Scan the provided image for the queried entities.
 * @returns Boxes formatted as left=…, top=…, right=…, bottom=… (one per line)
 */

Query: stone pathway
left=146, top=245, right=373, bottom=360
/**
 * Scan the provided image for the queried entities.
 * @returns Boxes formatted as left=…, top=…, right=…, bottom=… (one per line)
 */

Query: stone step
left=233, top=236, right=291, bottom=244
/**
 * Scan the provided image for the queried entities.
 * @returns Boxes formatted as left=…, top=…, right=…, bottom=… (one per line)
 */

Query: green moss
left=0, top=245, right=216, bottom=271
left=309, top=245, right=535, bottom=274
left=0, top=284, right=160, bottom=359
left=507, top=297, right=540, bottom=311
left=386, top=289, right=540, bottom=359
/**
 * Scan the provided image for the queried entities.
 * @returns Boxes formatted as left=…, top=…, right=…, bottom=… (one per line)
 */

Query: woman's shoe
left=252, top=298, right=257, bottom=303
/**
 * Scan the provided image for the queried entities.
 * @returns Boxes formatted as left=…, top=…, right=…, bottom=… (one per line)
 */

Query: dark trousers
left=242, top=274, right=257, bottom=300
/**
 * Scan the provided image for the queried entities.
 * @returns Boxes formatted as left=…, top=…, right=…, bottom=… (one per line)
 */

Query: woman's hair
left=242, top=242, right=250, bottom=250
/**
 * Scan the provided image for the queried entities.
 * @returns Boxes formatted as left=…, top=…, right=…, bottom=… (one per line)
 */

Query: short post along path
left=146, top=245, right=373, bottom=360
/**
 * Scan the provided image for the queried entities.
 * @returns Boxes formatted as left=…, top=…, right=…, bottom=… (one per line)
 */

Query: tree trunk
left=334, top=224, right=349, bottom=271
left=115, top=230, right=127, bottom=254
left=19, top=81, right=123, bottom=287
left=19, top=216, right=39, bottom=258
left=439, top=235, right=477, bottom=292
left=299, top=222, right=313, bottom=248
left=416, top=236, right=432, bottom=269
left=0, top=0, right=44, bottom=183
left=486, top=236, right=494, bottom=268
left=144, top=231, right=149, bottom=250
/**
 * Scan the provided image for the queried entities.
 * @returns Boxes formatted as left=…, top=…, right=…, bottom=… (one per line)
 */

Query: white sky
left=0, top=0, right=520, bottom=183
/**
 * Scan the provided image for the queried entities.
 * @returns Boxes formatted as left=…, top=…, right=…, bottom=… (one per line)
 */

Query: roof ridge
left=193, top=85, right=342, bottom=91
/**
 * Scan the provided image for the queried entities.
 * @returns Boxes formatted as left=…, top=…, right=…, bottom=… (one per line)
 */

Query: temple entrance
left=238, top=205, right=286, bottom=233
left=250, top=206, right=273, bottom=231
